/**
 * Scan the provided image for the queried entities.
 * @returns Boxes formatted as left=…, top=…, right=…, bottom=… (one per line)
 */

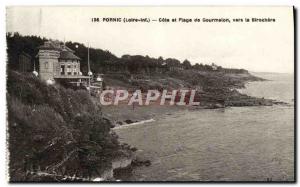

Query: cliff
left=7, top=71, right=134, bottom=181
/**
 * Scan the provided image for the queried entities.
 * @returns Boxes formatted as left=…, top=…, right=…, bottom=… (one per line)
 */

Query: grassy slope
left=7, top=71, right=131, bottom=181
left=101, top=69, right=267, bottom=106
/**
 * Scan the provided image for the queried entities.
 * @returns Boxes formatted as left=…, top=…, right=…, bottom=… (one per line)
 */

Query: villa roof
left=38, top=40, right=80, bottom=60
left=59, top=50, right=81, bottom=60
left=38, top=41, right=61, bottom=51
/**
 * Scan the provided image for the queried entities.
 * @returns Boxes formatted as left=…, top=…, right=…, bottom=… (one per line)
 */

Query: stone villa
left=37, top=40, right=89, bottom=84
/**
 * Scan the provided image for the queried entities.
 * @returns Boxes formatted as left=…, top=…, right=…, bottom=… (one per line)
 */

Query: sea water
left=115, top=72, right=294, bottom=181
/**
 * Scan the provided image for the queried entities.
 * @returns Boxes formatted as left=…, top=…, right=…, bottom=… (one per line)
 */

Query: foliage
left=6, top=32, right=46, bottom=70
left=7, top=71, right=120, bottom=181
left=6, top=32, right=249, bottom=76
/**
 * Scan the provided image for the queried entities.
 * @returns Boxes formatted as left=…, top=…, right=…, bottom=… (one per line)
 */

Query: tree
left=182, top=59, right=192, bottom=69
left=193, top=63, right=200, bottom=70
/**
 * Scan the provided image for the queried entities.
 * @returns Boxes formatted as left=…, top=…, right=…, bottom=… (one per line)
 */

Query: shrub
left=7, top=70, right=121, bottom=181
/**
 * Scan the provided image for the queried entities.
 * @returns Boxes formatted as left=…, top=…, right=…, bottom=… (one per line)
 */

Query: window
left=66, top=65, right=72, bottom=75
left=61, top=65, right=65, bottom=75
left=45, top=62, right=48, bottom=69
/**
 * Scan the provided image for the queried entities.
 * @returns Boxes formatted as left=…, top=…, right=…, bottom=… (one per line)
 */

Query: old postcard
left=6, top=6, right=294, bottom=182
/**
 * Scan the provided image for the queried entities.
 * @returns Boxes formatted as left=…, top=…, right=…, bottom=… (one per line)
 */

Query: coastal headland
left=6, top=34, right=288, bottom=181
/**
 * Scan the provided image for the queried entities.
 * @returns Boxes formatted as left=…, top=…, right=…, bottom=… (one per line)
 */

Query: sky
left=6, top=6, right=294, bottom=73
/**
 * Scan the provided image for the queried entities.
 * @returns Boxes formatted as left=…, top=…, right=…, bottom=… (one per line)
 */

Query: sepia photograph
left=5, top=6, right=295, bottom=182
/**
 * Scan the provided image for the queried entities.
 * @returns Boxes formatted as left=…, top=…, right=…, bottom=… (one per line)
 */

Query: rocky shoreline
left=103, top=96, right=289, bottom=129
left=17, top=143, right=151, bottom=182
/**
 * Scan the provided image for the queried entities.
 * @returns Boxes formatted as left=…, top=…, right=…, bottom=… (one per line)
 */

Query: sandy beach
left=101, top=104, right=188, bottom=127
